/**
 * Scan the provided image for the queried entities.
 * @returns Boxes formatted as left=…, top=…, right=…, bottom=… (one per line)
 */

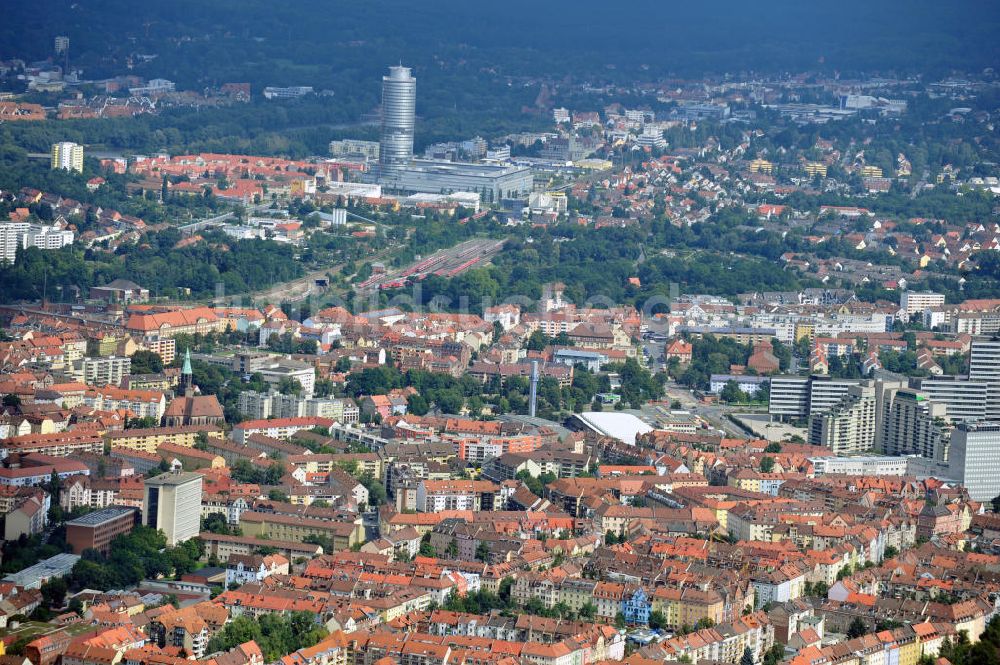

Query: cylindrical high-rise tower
left=379, top=65, right=416, bottom=183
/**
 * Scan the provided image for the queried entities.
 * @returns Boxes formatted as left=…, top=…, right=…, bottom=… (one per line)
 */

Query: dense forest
left=381, top=222, right=813, bottom=311
left=1, top=2, right=997, bottom=157
left=4, top=1, right=997, bottom=85
left=0, top=229, right=303, bottom=302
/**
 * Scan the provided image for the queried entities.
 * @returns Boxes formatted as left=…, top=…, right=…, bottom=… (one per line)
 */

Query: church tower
left=180, top=348, right=194, bottom=397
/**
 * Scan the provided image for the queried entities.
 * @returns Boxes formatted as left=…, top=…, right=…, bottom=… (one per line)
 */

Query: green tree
left=740, top=647, right=754, bottom=665
left=720, top=380, right=745, bottom=403
left=847, top=616, right=868, bottom=639
left=277, top=376, right=303, bottom=396
left=762, top=644, right=785, bottom=665
left=40, top=577, right=67, bottom=608
left=407, top=394, right=429, bottom=416
left=759, top=456, right=775, bottom=473
left=130, top=350, right=164, bottom=375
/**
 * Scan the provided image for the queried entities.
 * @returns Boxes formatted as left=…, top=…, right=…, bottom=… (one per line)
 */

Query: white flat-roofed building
left=255, top=358, right=316, bottom=398
left=390, top=159, right=533, bottom=203
left=262, top=86, right=313, bottom=99
left=74, top=355, right=131, bottom=386
left=51, top=141, right=83, bottom=172
left=810, top=455, right=909, bottom=476
left=768, top=375, right=810, bottom=420
left=808, top=377, right=862, bottom=415
left=809, top=382, right=877, bottom=454
left=911, top=376, right=989, bottom=423
left=901, top=291, right=945, bottom=319
left=329, top=139, right=380, bottom=161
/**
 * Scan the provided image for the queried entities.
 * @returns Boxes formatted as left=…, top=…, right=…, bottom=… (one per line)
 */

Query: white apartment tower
left=880, top=389, right=951, bottom=462
left=810, top=383, right=877, bottom=454
left=51, top=142, right=84, bottom=173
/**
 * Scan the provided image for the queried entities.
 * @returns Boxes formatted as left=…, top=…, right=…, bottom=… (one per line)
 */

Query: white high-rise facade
left=949, top=422, right=1000, bottom=501
left=51, top=141, right=84, bottom=173
left=969, top=339, right=1000, bottom=421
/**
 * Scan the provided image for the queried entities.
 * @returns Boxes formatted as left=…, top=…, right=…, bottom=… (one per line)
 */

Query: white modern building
left=911, top=376, right=990, bottom=423
left=949, top=422, right=1000, bottom=501
left=768, top=375, right=810, bottom=420
left=810, top=456, right=909, bottom=477
left=0, top=222, right=74, bottom=263
left=880, top=389, right=951, bottom=462
left=900, top=291, right=945, bottom=320
left=329, top=139, right=380, bottom=162
left=237, top=390, right=358, bottom=423
left=255, top=359, right=316, bottom=398
left=969, top=339, right=1000, bottom=421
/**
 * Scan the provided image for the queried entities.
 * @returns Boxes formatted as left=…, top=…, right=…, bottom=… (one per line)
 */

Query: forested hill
left=2, top=0, right=997, bottom=90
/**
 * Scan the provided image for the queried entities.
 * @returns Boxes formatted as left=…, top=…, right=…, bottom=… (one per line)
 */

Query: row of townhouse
left=642, top=611, right=774, bottom=664
left=511, top=573, right=731, bottom=630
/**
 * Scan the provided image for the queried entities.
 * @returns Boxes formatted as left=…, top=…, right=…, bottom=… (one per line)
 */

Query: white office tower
left=969, top=339, right=1000, bottom=420
left=379, top=65, right=416, bottom=183
left=142, top=471, right=202, bottom=545
left=910, top=376, right=990, bottom=423
left=949, top=422, right=1000, bottom=501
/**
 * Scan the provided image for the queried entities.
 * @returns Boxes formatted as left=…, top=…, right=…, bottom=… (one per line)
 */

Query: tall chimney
left=529, top=361, right=539, bottom=418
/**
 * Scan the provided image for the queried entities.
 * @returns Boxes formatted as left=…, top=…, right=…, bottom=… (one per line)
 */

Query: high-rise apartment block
left=810, top=383, right=877, bottom=454
left=51, top=142, right=84, bottom=173
left=0, top=222, right=75, bottom=264
left=879, top=389, right=951, bottom=462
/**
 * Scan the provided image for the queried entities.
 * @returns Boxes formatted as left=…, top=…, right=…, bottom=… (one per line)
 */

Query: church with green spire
left=162, top=348, right=225, bottom=427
